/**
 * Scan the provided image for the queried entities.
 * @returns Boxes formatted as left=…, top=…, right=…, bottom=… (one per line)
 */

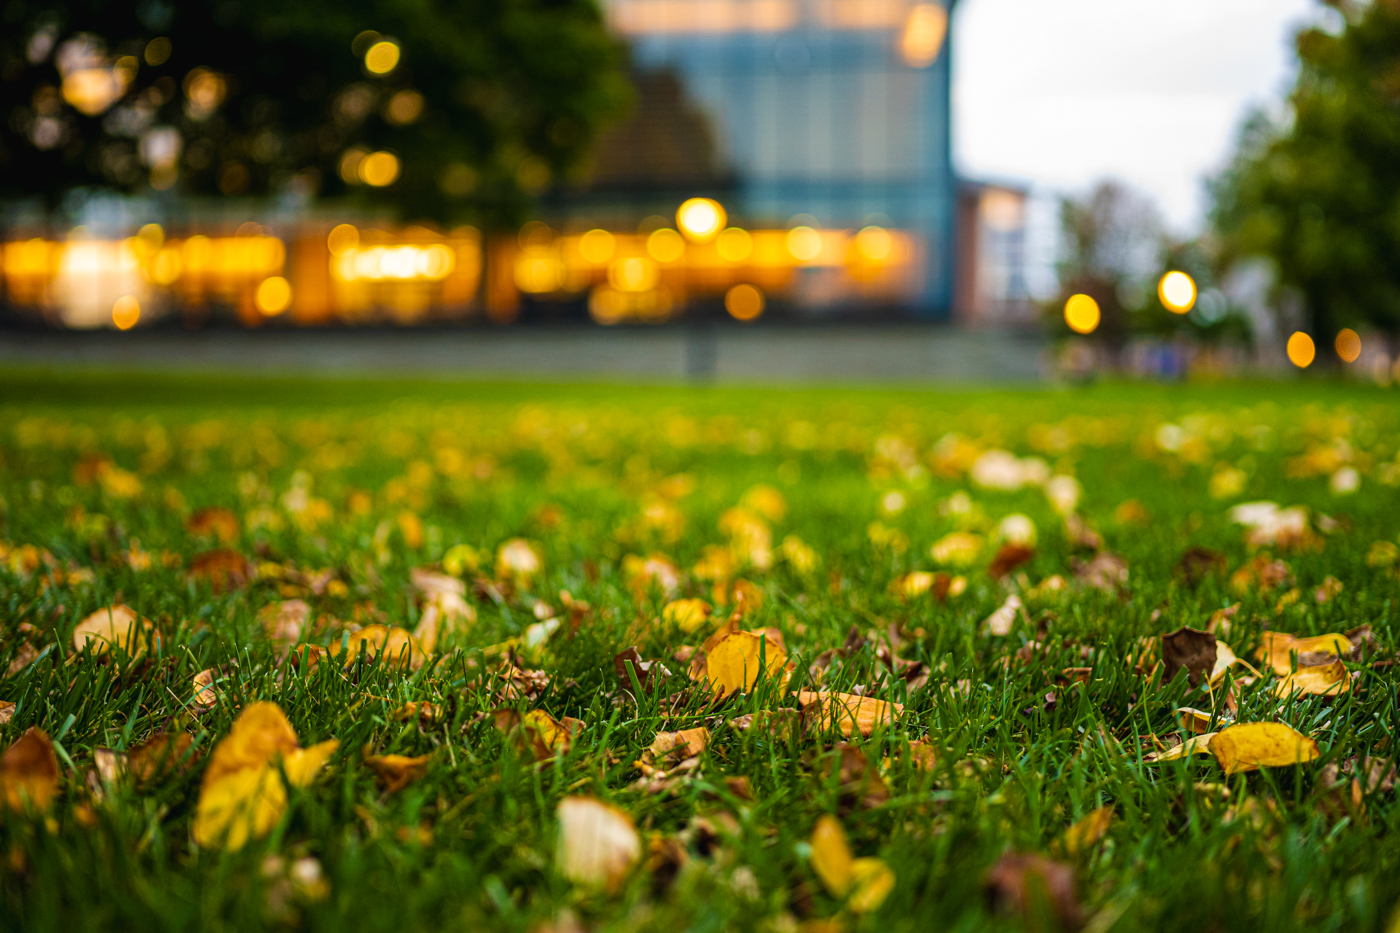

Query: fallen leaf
left=705, top=630, right=788, bottom=697
left=1209, top=722, right=1319, bottom=775
left=411, top=568, right=477, bottom=653
left=1072, top=552, right=1128, bottom=592
left=634, top=728, right=709, bottom=788
left=930, top=532, right=983, bottom=567
left=1314, top=576, right=1343, bottom=603
left=128, top=731, right=195, bottom=783
left=73, top=604, right=154, bottom=657
left=192, top=669, right=218, bottom=710
left=494, top=709, right=583, bottom=761
left=1060, top=806, right=1113, bottom=856
left=556, top=796, right=641, bottom=892
left=1205, top=603, right=1239, bottom=637
left=1161, top=627, right=1216, bottom=687
left=799, top=691, right=903, bottom=738
left=188, top=549, right=254, bottom=593
left=1256, top=631, right=1352, bottom=675
left=391, top=701, right=443, bottom=724
left=613, top=647, right=672, bottom=695
left=984, top=853, right=1082, bottom=930
left=809, top=814, right=894, bottom=913
left=982, top=595, right=1024, bottom=637
left=364, top=753, right=432, bottom=792
left=193, top=701, right=338, bottom=849
left=1, top=727, right=59, bottom=812
left=1273, top=658, right=1350, bottom=697
left=0, top=701, right=13, bottom=725
left=258, top=600, right=311, bottom=649
left=186, top=506, right=241, bottom=544
left=1144, top=733, right=1218, bottom=762
left=988, top=543, right=1035, bottom=580
left=1175, top=707, right=1215, bottom=735
left=1175, top=546, right=1227, bottom=586
left=662, top=598, right=711, bottom=633
left=329, top=625, right=428, bottom=670
left=823, top=743, right=889, bottom=810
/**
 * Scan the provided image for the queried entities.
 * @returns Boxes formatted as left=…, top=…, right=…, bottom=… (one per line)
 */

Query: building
left=594, top=0, right=962, bottom=318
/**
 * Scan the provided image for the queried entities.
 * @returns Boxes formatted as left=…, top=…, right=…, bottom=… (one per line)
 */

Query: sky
left=953, top=0, right=1325, bottom=235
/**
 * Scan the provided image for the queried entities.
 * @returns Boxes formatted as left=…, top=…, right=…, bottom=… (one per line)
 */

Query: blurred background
left=1, top=0, right=1397, bottom=381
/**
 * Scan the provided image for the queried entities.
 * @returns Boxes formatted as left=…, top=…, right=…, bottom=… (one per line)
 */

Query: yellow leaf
left=810, top=814, right=855, bottom=897
left=798, top=691, right=904, bottom=737
left=1061, top=806, right=1113, bottom=856
left=364, top=752, right=431, bottom=792
left=662, top=599, right=711, bottom=633
left=72, top=604, right=153, bottom=657
left=203, top=701, right=299, bottom=788
left=1210, top=722, right=1319, bottom=775
left=193, top=669, right=218, bottom=708
left=1274, top=658, right=1350, bottom=697
left=1175, top=707, right=1214, bottom=735
left=1144, top=732, right=1217, bottom=762
left=0, top=728, right=59, bottom=812
left=848, top=857, right=895, bottom=913
left=329, top=625, right=428, bottom=670
left=283, top=740, right=340, bottom=787
left=555, top=796, right=640, bottom=891
left=705, top=631, right=788, bottom=697
left=193, top=764, right=286, bottom=849
left=1256, top=631, right=1352, bottom=675
left=647, top=727, right=710, bottom=760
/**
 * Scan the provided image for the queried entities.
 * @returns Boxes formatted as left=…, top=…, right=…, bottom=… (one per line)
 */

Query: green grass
left=1, top=370, right=1399, bottom=932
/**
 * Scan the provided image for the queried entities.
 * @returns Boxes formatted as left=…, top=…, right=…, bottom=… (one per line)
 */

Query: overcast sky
left=953, top=0, right=1325, bottom=234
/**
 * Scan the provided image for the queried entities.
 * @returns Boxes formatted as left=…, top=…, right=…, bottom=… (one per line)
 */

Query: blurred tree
left=0, top=0, right=630, bottom=226
left=1211, top=0, right=1400, bottom=337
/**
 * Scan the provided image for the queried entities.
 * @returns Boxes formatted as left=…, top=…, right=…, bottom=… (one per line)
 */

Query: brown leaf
left=128, top=731, right=195, bottom=783
left=1065, top=513, right=1103, bottom=551
left=823, top=743, right=889, bottom=810
left=1072, top=552, right=1128, bottom=592
left=1313, top=575, right=1343, bottom=604
left=258, top=600, right=311, bottom=649
left=614, top=647, right=672, bottom=695
left=1175, top=546, right=1227, bottom=586
left=1230, top=554, right=1291, bottom=594
left=988, top=543, right=1035, bottom=580
left=982, top=595, right=1024, bottom=636
left=188, top=550, right=254, bottom=593
left=984, top=852, right=1082, bottom=930
left=0, top=701, right=14, bottom=725
left=0, top=727, right=59, bottom=812
left=494, top=709, right=583, bottom=761
left=799, top=691, right=903, bottom=738
left=1205, top=603, right=1239, bottom=637
left=192, top=669, right=219, bottom=711
left=186, top=506, right=241, bottom=544
left=1161, top=627, right=1217, bottom=687
left=365, top=753, right=432, bottom=793
left=1060, top=806, right=1113, bottom=856
left=1256, top=631, right=1352, bottom=675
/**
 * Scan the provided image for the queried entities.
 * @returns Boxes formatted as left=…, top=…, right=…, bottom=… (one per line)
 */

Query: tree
left=1211, top=0, right=1400, bottom=337
left=0, top=0, right=630, bottom=227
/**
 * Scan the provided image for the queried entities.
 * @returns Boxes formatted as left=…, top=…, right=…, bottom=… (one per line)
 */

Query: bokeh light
left=327, top=224, right=360, bottom=256
left=384, top=90, right=424, bottom=125
left=1158, top=271, right=1196, bottom=313
left=255, top=276, right=292, bottom=316
left=676, top=198, right=726, bottom=241
left=359, top=152, right=401, bottom=187
left=610, top=256, right=660, bottom=292
left=787, top=226, right=821, bottom=262
left=725, top=284, right=764, bottom=321
left=1335, top=328, right=1362, bottom=363
left=1287, top=331, right=1316, bottom=368
left=144, top=37, right=171, bottom=66
left=855, top=226, right=892, bottom=262
left=1064, top=294, right=1100, bottom=334
left=901, top=4, right=948, bottom=68
left=111, top=295, right=140, bottom=330
left=365, top=41, right=401, bottom=75
left=716, top=228, right=753, bottom=262
left=646, top=228, right=685, bottom=263
left=579, top=229, right=616, bottom=265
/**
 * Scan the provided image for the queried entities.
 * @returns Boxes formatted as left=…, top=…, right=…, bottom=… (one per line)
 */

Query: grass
left=1, top=369, right=1398, bottom=932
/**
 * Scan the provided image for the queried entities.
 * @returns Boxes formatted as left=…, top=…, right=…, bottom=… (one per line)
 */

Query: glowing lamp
left=1158, top=271, right=1196, bottom=313
left=1287, top=332, right=1315, bottom=368
left=676, top=198, right=726, bottom=241
left=1064, top=294, right=1100, bottom=334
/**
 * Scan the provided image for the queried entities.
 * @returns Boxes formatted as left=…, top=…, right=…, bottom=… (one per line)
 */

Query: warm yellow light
left=787, top=226, right=822, bottom=262
left=359, top=151, right=400, bottom=187
left=716, top=227, right=753, bottom=262
left=579, top=229, right=616, bottom=264
left=385, top=89, right=424, bottom=125
left=183, top=68, right=226, bottom=120
left=327, top=224, right=359, bottom=255
left=901, top=4, right=948, bottom=68
left=856, top=225, right=892, bottom=261
left=725, top=284, right=764, bottom=321
left=676, top=198, right=726, bottom=241
left=255, top=276, right=292, bottom=316
left=336, top=244, right=456, bottom=283
left=63, top=68, right=129, bottom=116
left=149, top=247, right=182, bottom=285
left=646, top=228, right=685, bottom=263
left=610, top=256, right=660, bottom=292
left=1064, top=294, right=1100, bottom=334
left=112, top=295, right=140, bottom=330
left=1158, top=271, right=1196, bottom=313
left=1335, top=328, right=1361, bottom=363
left=1287, top=331, right=1316, bottom=368
left=365, top=41, right=401, bottom=74
left=145, top=37, right=172, bottom=66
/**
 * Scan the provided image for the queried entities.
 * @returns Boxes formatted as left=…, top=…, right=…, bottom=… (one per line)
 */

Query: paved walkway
left=0, top=325, right=1048, bottom=383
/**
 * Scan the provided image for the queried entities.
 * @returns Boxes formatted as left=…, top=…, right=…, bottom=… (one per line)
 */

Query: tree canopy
left=0, top=0, right=630, bottom=226
left=1212, top=0, right=1400, bottom=337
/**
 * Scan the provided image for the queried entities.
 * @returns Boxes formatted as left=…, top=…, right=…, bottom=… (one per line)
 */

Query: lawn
left=1, top=370, right=1398, bottom=933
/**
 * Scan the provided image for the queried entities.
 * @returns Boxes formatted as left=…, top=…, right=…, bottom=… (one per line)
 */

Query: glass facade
left=606, top=0, right=957, bottom=316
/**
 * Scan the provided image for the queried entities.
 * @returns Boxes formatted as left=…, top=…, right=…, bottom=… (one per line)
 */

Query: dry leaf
left=1273, top=659, right=1350, bottom=698
left=411, top=568, right=477, bottom=653
left=705, top=630, right=788, bottom=697
left=1256, top=631, right=1352, bottom=675
left=1161, top=627, right=1216, bottom=687
left=1143, top=732, right=1217, bottom=762
left=988, top=543, right=1035, bottom=580
left=193, top=701, right=338, bottom=849
left=73, top=604, right=154, bottom=657
left=613, top=647, right=672, bottom=695
left=1209, top=722, right=1319, bottom=775
left=799, top=691, right=903, bottom=738
left=1175, top=707, right=1215, bottom=735
left=634, top=728, right=709, bottom=788
left=188, top=549, right=254, bottom=593
left=824, top=744, right=889, bottom=810
left=258, top=600, right=311, bottom=648
left=186, top=506, right=240, bottom=544
left=365, top=753, right=432, bottom=792
left=1205, top=603, right=1239, bottom=637
left=1, top=727, right=59, bottom=812
left=494, top=709, right=583, bottom=761
left=1072, top=552, right=1128, bottom=592
left=555, top=796, right=641, bottom=892
left=984, top=852, right=1082, bottom=930
left=982, top=595, right=1024, bottom=637
left=391, top=701, right=443, bottom=724
left=809, top=814, right=895, bottom=913
left=0, top=701, right=13, bottom=725
left=192, top=669, right=218, bottom=710
left=1060, top=806, right=1113, bottom=856
left=662, top=598, right=711, bottom=633
left=329, top=625, right=428, bottom=670
left=1175, top=546, right=1227, bottom=586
